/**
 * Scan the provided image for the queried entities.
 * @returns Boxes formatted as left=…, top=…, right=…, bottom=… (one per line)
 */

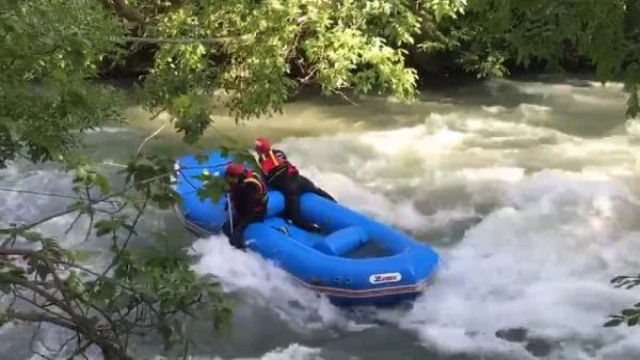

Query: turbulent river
left=2, top=77, right=640, bottom=360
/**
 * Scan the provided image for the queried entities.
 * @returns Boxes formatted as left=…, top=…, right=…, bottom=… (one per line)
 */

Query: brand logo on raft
left=369, top=272, right=402, bottom=284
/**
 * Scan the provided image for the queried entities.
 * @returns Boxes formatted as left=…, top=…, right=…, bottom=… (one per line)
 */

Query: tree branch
left=67, top=340, right=93, bottom=360
left=116, top=36, right=245, bottom=45
left=0, top=248, right=38, bottom=257
left=44, top=258, right=89, bottom=331
left=7, top=310, right=78, bottom=332
left=99, top=0, right=146, bottom=26
left=1, top=273, right=75, bottom=317
left=0, top=171, right=171, bottom=235
left=13, top=289, right=64, bottom=320
left=136, top=124, right=167, bottom=158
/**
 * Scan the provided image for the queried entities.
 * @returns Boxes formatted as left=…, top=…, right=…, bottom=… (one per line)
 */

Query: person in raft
left=222, top=162, right=268, bottom=250
left=254, top=137, right=336, bottom=233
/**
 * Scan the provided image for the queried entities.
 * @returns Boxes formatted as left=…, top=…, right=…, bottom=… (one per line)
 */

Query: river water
left=1, top=77, right=640, bottom=360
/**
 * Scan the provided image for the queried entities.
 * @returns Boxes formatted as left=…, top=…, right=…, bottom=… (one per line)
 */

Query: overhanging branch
left=7, top=310, right=78, bottom=332
left=99, top=0, right=146, bottom=26
left=0, top=273, right=71, bottom=314
left=116, top=36, right=246, bottom=45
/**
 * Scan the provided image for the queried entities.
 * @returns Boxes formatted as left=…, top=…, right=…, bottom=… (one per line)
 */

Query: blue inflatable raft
left=172, top=150, right=439, bottom=307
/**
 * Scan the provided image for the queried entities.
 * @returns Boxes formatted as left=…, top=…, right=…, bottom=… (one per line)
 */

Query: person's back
left=223, top=163, right=268, bottom=249
left=229, top=176, right=264, bottom=217
left=254, top=143, right=296, bottom=185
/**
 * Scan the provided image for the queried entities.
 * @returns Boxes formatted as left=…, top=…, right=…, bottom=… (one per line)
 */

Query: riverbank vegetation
left=1, top=0, right=639, bottom=358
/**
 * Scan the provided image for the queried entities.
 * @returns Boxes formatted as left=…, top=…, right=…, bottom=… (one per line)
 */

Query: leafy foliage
left=443, top=0, right=640, bottom=115
left=0, top=153, right=231, bottom=359
left=192, top=147, right=259, bottom=203
left=604, top=275, right=640, bottom=328
left=136, top=0, right=447, bottom=141
left=0, top=0, right=126, bottom=168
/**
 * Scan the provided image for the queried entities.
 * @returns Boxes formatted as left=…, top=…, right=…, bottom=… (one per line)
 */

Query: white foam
left=232, top=344, right=322, bottom=360
left=399, top=172, right=640, bottom=358
left=83, top=127, right=132, bottom=134
left=190, top=236, right=374, bottom=333
left=481, top=105, right=507, bottom=114
left=154, top=343, right=323, bottom=360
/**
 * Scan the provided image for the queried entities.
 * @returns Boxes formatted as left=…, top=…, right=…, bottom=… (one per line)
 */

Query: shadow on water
left=419, top=78, right=629, bottom=138
left=289, top=78, right=629, bottom=141
left=122, top=74, right=631, bottom=154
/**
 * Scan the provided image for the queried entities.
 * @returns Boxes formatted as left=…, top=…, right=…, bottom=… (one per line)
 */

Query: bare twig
left=0, top=172, right=171, bottom=234
left=54, top=332, right=80, bottom=358
left=98, top=0, right=146, bottom=25
left=13, top=289, right=69, bottom=321
left=100, top=199, right=148, bottom=278
left=61, top=261, right=140, bottom=295
left=0, top=187, right=87, bottom=202
left=29, top=322, right=56, bottom=360
left=338, top=91, right=359, bottom=106
left=149, top=108, right=166, bottom=121
left=1, top=224, right=19, bottom=248
left=64, top=212, right=83, bottom=235
left=82, top=187, right=95, bottom=243
left=0, top=248, right=139, bottom=296
left=46, top=259, right=88, bottom=330
left=135, top=124, right=167, bottom=158
left=67, top=341, right=93, bottom=360
left=2, top=274, right=73, bottom=316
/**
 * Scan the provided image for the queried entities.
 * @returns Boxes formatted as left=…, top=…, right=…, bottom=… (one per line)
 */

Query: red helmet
left=255, top=137, right=271, bottom=154
left=224, top=163, right=245, bottom=177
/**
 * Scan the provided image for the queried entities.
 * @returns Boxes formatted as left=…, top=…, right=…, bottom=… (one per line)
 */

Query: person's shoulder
left=242, top=177, right=264, bottom=190
left=273, top=149, right=287, bottom=159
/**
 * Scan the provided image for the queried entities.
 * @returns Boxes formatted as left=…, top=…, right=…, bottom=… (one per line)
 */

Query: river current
left=1, top=77, right=640, bottom=360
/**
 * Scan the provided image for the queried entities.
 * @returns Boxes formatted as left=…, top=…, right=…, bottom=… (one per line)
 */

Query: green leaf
left=21, top=231, right=45, bottom=242
left=94, top=219, right=123, bottom=237
left=0, top=283, right=11, bottom=295
left=94, top=279, right=116, bottom=302
left=110, top=293, right=134, bottom=311
left=219, top=146, right=231, bottom=158
left=158, top=322, right=174, bottom=350
left=94, top=173, right=111, bottom=193
left=604, top=318, right=623, bottom=327
left=194, top=153, right=209, bottom=164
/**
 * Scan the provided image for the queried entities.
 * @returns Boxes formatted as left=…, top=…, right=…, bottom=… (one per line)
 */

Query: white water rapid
left=2, top=78, right=640, bottom=360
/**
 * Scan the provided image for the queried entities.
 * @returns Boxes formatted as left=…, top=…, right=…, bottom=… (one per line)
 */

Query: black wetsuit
left=258, top=149, right=336, bottom=233
left=222, top=174, right=267, bottom=249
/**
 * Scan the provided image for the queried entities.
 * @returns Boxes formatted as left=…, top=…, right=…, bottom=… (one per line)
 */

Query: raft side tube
left=313, top=226, right=369, bottom=256
left=300, top=193, right=432, bottom=255
left=244, top=222, right=437, bottom=291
